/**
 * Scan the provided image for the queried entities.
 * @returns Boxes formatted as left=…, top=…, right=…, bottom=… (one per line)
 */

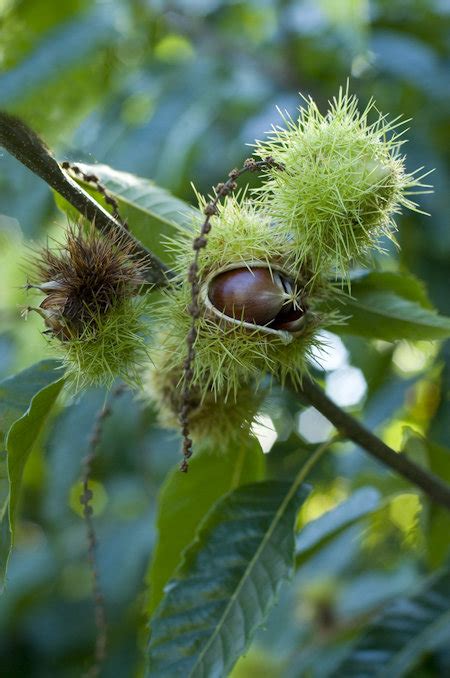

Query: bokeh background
left=0, top=1, right=449, bottom=676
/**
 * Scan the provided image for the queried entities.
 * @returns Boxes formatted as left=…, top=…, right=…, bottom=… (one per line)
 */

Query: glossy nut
left=270, top=305, right=306, bottom=332
left=207, top=266, right=305, bottom=329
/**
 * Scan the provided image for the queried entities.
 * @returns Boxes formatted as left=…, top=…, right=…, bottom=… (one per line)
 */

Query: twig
left=179, top=156, right=285, bottom=472
left=0, top=111, right=172, bottom=286
left=295, top=375, right=450, bottom=511
left=80, top=383, right=127, bottom=677
left=6, top=110, right=447, bottom=508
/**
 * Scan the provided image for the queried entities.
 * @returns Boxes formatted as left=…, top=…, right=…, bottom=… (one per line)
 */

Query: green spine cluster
left=27, top=89, right=428, bottom=449
left=147, top=89, right=428, bottom=442
left=29, top=224, right=152, bottom=390
left=146, top=340, right=264, bottom=452
left=253, top=88, right=430, bottom=274
left=150, top=195, right=336, bottom=402
left=60, top=294, right=153, bottom=390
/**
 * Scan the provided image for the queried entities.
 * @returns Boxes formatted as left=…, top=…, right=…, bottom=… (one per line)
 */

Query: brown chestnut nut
left=269, top=304, right=306, bottom=332
left=207, top=266, right=305, bottom=329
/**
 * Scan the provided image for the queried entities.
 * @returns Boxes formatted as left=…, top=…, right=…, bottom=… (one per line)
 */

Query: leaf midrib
left=188, top=480, right=299, bottom=676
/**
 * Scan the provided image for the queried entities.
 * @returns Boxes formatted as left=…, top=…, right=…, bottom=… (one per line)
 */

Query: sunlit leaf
left=0, top=0, right=85, bottom=71
left=146, top=438, right=265, bottom=616
left=296, top=486, right=381, bottom=564
left=147, top=480, right=309, bottom=677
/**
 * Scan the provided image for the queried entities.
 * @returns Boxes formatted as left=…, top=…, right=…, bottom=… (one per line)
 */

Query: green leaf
left=0, top=360, right=60, bottom=443
left=329, top=272, right=450, bottom=341
left=63, top=162, right=200, bottom=257
left=0, top=359, right=62, bottom=506
left=7, top=379, right=64, bottom=529
left=296, top=486, right=381, bottom=564
left=146, top=438, right=265, bottom=616
left=332, top=567, right=450, bottom=677
left=350, top=271, right=434, bottom=308
left=0, top=360, right=64, bottom=588
left=413, top=435, right=450, bottom=568
left=147, top=480, right=310, bottom=677
left=76, top=163, right=198, bottom=228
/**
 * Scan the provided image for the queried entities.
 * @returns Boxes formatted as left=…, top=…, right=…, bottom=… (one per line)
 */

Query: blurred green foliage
left=0, top=0, right=449, bottom=676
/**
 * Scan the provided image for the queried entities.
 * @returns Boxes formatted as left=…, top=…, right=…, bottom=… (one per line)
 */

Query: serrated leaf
left=0, top=360, right=64, bottom=588
left=332, top=567, right=450, bottom=678
left=146, top=438, right=265, bottom=617
left=147, top=480, right=309, bottom=677
left=296, top=486, right=381, bottom=564
left=328, top=272, right=450, bottom=341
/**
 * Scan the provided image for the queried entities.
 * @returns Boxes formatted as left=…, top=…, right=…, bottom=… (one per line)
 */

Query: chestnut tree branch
left=0, top=111, right=173, bottom=287
left=294, top=375, right=450, bottom=511
left=4, top=110, right=449, bottom=509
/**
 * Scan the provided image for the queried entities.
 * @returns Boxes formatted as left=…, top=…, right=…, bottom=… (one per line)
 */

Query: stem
left=6, top=110, right=448, bottom=511
left=0, top=111, right=172, bottom=287
left=295, top=375, right=450, bottom=511
left=179, top=156, right=285, bottom=472
left=80, top=384, right=126, bottom=678
left=292, top=438, right=334, bottom=492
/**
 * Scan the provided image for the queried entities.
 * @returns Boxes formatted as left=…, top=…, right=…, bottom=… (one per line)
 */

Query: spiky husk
left=58, top=293, right=153, bottom=390
left=158, top=194, right=339, bottom=400
left=166, top=193, right=299, bottom=280
left=31, top=223, right=148, bottom=328
left=146, top=354, right=264, bottom=452
left=153, top=283, right=332, bottom=400
left=29, top=223, right=152, bottom=390
left=253, top=88, right=431, bottom=275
